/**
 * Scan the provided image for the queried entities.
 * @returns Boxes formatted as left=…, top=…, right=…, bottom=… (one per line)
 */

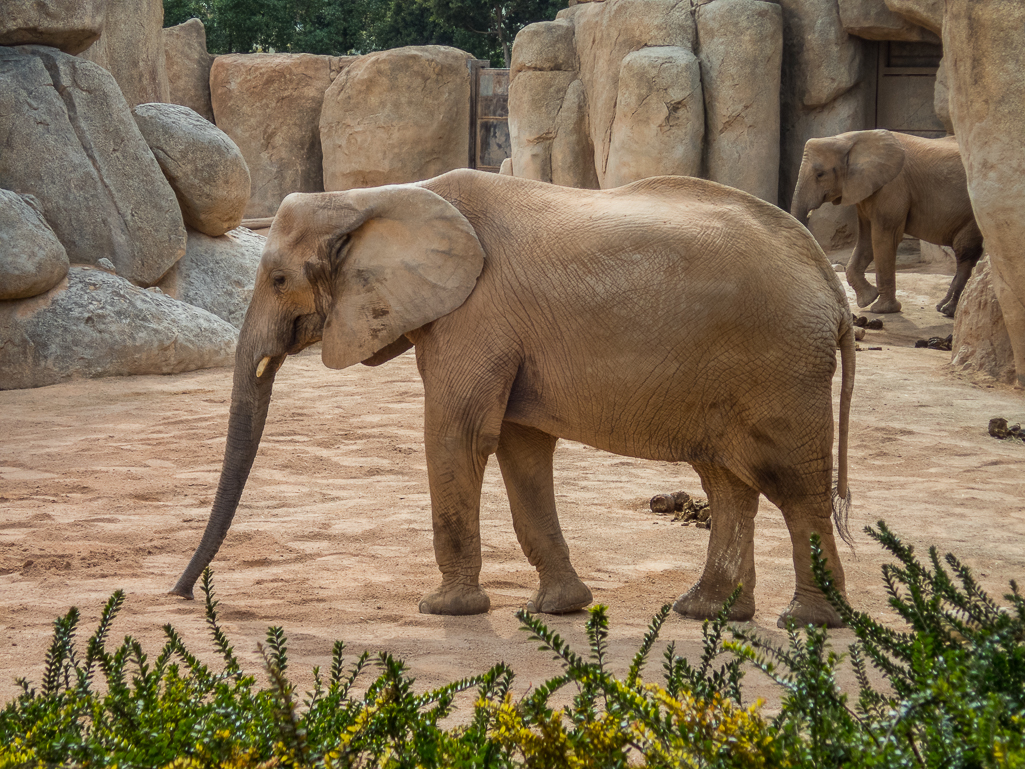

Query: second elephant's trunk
left=790, top=178, right=815, bottom=229
left=170, top=337, right=283, bottom=599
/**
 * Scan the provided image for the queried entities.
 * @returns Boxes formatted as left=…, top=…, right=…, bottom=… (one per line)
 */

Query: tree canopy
left=163, top=0, right=566, bottom=66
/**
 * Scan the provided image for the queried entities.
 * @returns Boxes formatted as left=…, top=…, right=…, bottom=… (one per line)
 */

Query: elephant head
left=170, top=184, right=485, bottom=598
left=791, top=129, right=906, bottom=226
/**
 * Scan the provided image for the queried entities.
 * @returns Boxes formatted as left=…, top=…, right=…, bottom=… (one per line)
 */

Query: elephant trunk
left=790, top=177, right=815, bottom=229
left=170, top=332, right=283, bottom=599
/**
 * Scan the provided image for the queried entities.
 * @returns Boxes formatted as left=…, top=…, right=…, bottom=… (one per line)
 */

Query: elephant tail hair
left=833, top=319, right=856, bottom=548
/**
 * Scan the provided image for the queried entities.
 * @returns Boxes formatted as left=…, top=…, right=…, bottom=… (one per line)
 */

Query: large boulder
left=565, top=0, right=696, bottom=188
left=78, top=0, right=169, bottom=107
left=0, top=47, right=186, bottom=286
left=884, top=0, right=942, bottom=35
left=0, top=0, right=105, bottom=54
left=509, top=70, right=577, bottom=182
left=605, top=47, right=704, bottom=188
left=0, top=190, right=69, bottom=301
left=320, top=46, right=473, bottom=191
left=838, top=0, right=939, bottom=41
left=696, top=0, right=783, bottom=204
left=952, top=256, right=1015, bottom=385
left=212, top=53, right=350, bottom=218
left=157, top=227, right=264, bottom=329
left=945, top=0, right=1025, bottom=387
left=132, top=103, right=250, bottom=237
left=510, top=19, right=576, bottom=77
left=0, top=267, right=237, bottom=390
left=163, top=18, right=214, bottom=122
left=551, top=79, right=599, bottom=189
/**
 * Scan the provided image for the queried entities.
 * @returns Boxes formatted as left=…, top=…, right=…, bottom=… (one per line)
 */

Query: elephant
left=791, top=129, right=983, bottom=317
left=171, top=169, right=856, bottom=629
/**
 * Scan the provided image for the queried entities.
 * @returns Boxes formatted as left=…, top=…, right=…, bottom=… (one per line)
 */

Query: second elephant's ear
left=315, top=185, right=485, bottom=370
left=842, top=130, right=906, bottom=206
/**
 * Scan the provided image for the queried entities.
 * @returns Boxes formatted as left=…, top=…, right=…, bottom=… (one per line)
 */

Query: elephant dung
left=0, top=0, right=105, bottom=54
left=0, top=189, right=69, bottom=301
left=0, top=47, right=186, bottom=287
left=649, top=491, right=712, bottom=527
left=0, top=266, right=237, bottom=390
left=163, top=18, right=215, bottom=123
left=132, top=103, right=251, bottom=237
left=988, top=417, right=1025, bottom=442
left=320, top=46, right=473, bottom=193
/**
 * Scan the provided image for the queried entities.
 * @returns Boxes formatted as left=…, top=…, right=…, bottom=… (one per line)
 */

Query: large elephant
left=171, top=169, right=856, bottom=628
left=791, top=129, right=983, bottom=316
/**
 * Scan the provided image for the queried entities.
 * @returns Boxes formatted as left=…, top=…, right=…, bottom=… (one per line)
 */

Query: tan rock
left=570, top=0, right=696, bottom=188
left=78, top=0, right=169, bottom=108
left=0, top=47, right=185, bottom=286
left=606, top=47, right=703, bottom=188
left=838, top=0, right=939, bottom=41
left=697, top=0, right=782, bottom=204
left=510, top=20, right=576, bottom=77
left=212, top=53, right=348, bottom=218
left=132, top=103, right=250, bottom=237
left=945, top=0, right=1025, bottom=387
left=0, top=190, right=69, bottom=300
left=779, top=0, right=864, bottom=110
left=0, top=0, right=105, bottom=54
left=499, top=158, right=514, bottom=176
left=952, top=256, right=1016, bottom=385
left=934, top=56, right=952, bottom=135
left=509, top=70, right=576, bottom=183
left=320, top=46, right=472, bottom=192
left=551, top=79, right=599, bottom=189
left=883, top=0, right=942, bottom=35
left=0, top=266, right=237, bottom=390
left=163, top=18, right=214, bottom=122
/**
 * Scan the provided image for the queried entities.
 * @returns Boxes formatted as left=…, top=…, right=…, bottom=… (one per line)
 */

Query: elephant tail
left=833, top=320, right=856, bottom=547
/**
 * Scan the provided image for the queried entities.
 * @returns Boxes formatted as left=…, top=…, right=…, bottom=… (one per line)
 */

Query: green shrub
left=2, top=523, right=1024, bottom=768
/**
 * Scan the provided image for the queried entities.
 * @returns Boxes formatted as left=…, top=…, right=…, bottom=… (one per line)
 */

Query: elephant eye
left=816, top=170, right=826, bottom=179
left=272, top=273, right=287, bottom=290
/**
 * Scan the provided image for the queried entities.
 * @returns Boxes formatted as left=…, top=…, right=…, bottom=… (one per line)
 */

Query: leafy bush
left=2, top=523, right=1024, bottom=768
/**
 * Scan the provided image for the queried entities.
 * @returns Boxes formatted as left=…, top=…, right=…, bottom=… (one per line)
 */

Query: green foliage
left=162, top=0, right=566, bottom=63
left=3, top=525, right=1025, bottom=767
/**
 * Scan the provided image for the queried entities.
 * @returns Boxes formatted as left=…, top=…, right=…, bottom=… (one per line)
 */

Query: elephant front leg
left=846, top=215, right=880, bottom=309
left=673, top=463, right=758, bottom=622
left=937, top=228, right=984, bottom=317
left=496, top=422, right=592, bottom=614
left=418, top=420, right=494, bottom=616
left=866, top=221, right=903, bottom=314
left=777, top=497, right=847, bottom=629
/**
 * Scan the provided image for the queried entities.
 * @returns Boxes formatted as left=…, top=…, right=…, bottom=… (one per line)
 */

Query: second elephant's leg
left=846, top=214, right=879, bottom=308
left=937, top=226, right=985, bottom=317
left=496, top=422, right=592, bottom=614
left=673, top=463, right=759, bottom=622
left=867, top=221, right=904, bottom=314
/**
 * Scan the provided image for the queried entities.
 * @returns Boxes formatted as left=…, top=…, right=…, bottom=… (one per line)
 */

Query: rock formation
left=0, top=0, right=106, bottom=54
left=163, top=18, right=214, bottom=122
left=0, top=190, right=69, bottom=301
left=320, top=46, right=473, bottom=191
left=951, top=256, right=1016, bottom=385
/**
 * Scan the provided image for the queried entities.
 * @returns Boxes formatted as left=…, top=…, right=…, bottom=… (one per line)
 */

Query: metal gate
left=469, top=63, right=510, bottom=172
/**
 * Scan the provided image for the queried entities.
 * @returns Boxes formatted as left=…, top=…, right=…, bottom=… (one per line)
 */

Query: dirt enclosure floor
left=1, top=269, right=1024, bottom=712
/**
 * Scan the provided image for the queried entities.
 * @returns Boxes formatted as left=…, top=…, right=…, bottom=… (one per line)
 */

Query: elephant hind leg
left=673, top=463, right=758, bottom=622
left=496, top=422, right=592, bottom=614
left=937, top=226, right=985, bottom=317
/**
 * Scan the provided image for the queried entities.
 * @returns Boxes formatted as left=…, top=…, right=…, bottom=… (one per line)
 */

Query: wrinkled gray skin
left=792, top=129, right=983, bottom=316
left=171, top=169, right=856, bottom=628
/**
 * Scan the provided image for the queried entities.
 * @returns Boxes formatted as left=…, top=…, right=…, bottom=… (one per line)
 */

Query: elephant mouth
left=284, top=313, right=325, bottom=355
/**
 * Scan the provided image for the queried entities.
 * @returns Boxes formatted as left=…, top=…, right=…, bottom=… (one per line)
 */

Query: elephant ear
left=315, top=185, right=485, bottom=370
left=841, top=130, right=906, bottom=206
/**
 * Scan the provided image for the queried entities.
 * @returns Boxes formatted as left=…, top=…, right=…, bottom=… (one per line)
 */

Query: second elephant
left=171, top=170, right=856, bottom=628
left=792, top=129, right=983, bottom=316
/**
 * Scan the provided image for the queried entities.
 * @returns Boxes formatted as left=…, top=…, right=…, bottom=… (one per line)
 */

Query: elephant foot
left=868, top=296, right=902, bottom=314
left=937, top=300, right=957, bottom=318
left=776, top=596, right=844, bottom=629
left=846, top=277, right=879, bottom=309
left=673, top=583, right=754, bottom=622
left=526, top=575, right=593, bottom=614
left=419, top=585, right=490, bottom=615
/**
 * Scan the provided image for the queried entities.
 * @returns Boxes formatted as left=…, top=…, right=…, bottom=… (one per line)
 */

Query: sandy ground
left=1, top=267, right=1023, bottom=714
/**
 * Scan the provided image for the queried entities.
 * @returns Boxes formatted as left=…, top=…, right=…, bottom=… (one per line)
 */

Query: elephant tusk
left=256, top=356, right=272, bottom=378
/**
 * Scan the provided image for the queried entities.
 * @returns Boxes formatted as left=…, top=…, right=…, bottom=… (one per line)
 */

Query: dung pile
left=648, top=491, right=711, bottom=528
left=988, top=417, right=1025, bottom=442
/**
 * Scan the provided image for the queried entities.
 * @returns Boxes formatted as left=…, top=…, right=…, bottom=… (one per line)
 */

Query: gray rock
left=0, top=190, right=69, bottom=300
left=839, top=0, right=940, bottom=41
left=697, top=0, right=783, bottom=204
left=157, top=227, right=264, bottom=329
left=509, top=70, right=576, bottom=183
left=0, top=0, right=105, bottom=54
left=952, top=256, right=1016, bottom=385
left=510, top=20, right=576, bottom=76
left=163, top=18, right=215, bottom=122
left=77, top=0, right=169, bottom=108
left=551, top=79, right=599, bottom=189
left=884, top=0, right=942, bottom=34
left=606, top=46, right=704, bottom=188
left=0, top=266, right=237, bottom=390
left=780, top=0, right=864, bottom=110
left=132, top=103, right=250, bottom=237
left=0, top=47, right=186, bottom=286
